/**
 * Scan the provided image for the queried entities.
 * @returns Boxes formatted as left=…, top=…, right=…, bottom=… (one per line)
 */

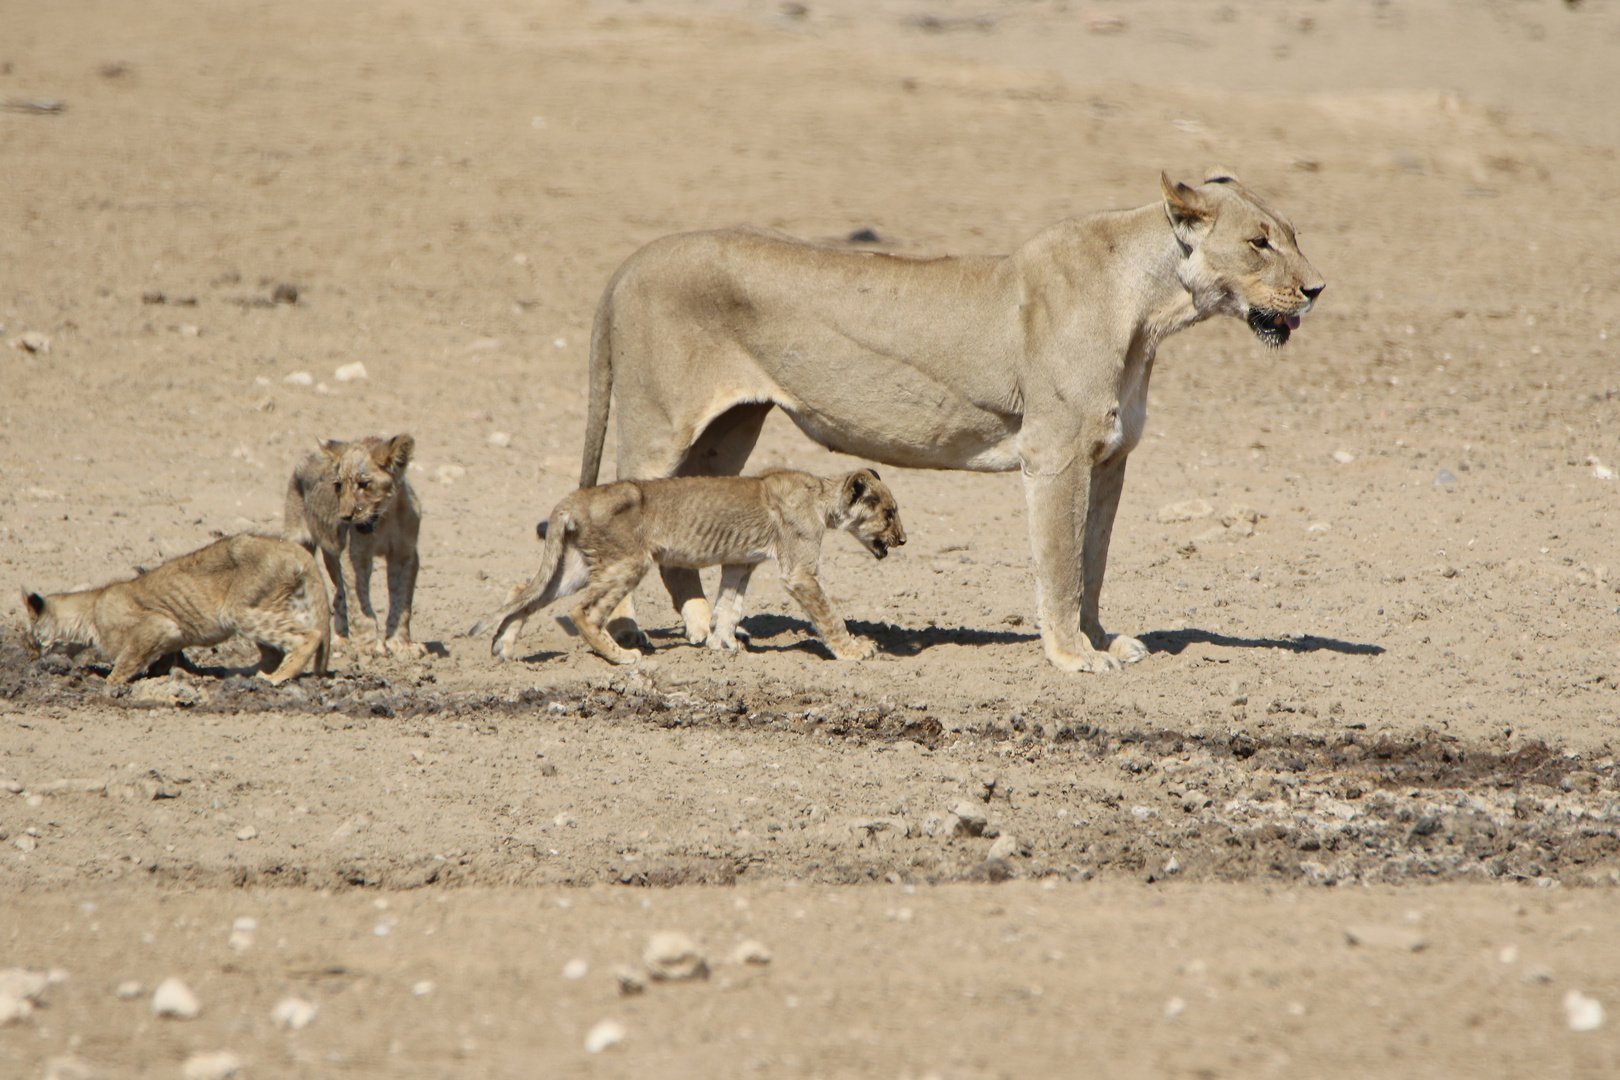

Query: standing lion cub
left=21, top=533, right=330, bottom=687
left=284, top=433, right=425, bottom=658
left=470, top=468, right=905, bottom=665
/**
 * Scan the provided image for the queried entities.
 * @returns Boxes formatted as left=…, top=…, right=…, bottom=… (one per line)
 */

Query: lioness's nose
left=1302, top=283, right=1325, bottom=302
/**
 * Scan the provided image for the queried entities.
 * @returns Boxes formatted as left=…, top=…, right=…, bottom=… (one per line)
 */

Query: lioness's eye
left=1250, top=236, right=1270, bottom=251
left=358, top=480, right=370, bottom=490
left=333, top=481, right=342, bottom=491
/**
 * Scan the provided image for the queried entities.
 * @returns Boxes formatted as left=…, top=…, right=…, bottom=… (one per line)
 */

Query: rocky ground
left=4, top=0, right=1620, bottom=1075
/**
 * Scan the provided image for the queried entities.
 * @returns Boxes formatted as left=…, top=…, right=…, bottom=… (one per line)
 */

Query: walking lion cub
left=469, top=468, right=905, bottom=665
left=284, top=433, right=425, bottom=658
left=21, top=534, right=330, bottom=687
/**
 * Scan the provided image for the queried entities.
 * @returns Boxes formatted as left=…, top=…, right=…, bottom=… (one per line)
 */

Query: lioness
left=469, top=468, right=905, bottom=665
left=577, top=170, right=1324, bottom=672
left=284, top=433, right=426, bottom=658
left=21, top=534, right=330, bottom=687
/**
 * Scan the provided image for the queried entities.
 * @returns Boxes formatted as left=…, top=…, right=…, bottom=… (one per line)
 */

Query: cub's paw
left=1046, top=646, right=1123, bottom=674
left=604, top=648, right=644, bottom=666
left=386, top=638, right=428, bottom=660
left=606, top=617, right=652, bottom=652
left=1107, top=634, right=1149, bottom=664
left=706, top=633, right=740, bottom=652
left=831, top=636, right=877, bottom=661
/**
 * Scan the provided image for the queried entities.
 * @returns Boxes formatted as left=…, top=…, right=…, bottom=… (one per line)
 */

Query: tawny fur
left=21, top=534, right=330, bottom=688
left=284, top=433, right=426, bottom=658
left=577, top=170, right=1324, bottom=672
left=469, top=469, right=905, bottom=665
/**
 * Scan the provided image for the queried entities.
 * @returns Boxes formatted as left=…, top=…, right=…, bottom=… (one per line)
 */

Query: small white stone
left=1565, top=990, right=1604, bottom=1032
left=643, top=932, right=708, bottom=980
left=235, top=826, right=257, bottom=841
left=1498, top=945, right=1519, bottom=965
left=180, top=1051, right=241, bottom=1080
left=14, top=834, right=37, bottom=852
left=730, top=939, right=773, bottom=966
left=562, top=958, right=588, bottom=980
left=334, top=361, right=368, bottom=382
left=272, top=996, right=318, bottom=1030
left=115, top=979, right=144, bottom=1000
left=987, top=834, right=1020, bottom=861
left=283, top=371, right=314, bottom=386
left=16, top=332, right=50, bottom=354
left=179, top=324, right=200, bottom=338
left=1157, top=498, right=1214, bottom=524
left=1332, top=449, right=1355, bottom=464
left=1164, top=996, right=1186, bottom=1019
left=411, top=980, right=435, bottom=996
left=152, top=977, right=201, bottom=1020
left=584, top=1018, right=626, bottom=1054
left=1307, top=521, right=1331, bottom=533
left=434, top=464, right=465, bottom=485
left=611, top=965, right=646, bottom=996
left=487, top=431, right=512, bottom=448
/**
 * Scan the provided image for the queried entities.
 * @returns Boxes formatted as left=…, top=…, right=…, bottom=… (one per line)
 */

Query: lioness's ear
left=378, top=433, right=415, bottom=473
left=1161, top=172, right=1212, bottom=235
left=1203, top=166, right=1240, bottom=185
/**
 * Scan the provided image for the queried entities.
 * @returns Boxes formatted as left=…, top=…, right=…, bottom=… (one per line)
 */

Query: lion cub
left=284, top=433, right=425, bottom=657
left=470, top=468, right=905, bottom=665
left=22, top=534, right=330, bottom=687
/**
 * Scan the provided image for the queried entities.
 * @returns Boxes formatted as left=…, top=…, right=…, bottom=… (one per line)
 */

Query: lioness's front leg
left=1021, top=457, right=1120, bottom=673
left=383, top=549, right=427, bottom=658
left=707, top=563, right=755, bottom=651
left=1082, top=455, right=1147, bottom=665
left=781, top=566, right=874, bottom=661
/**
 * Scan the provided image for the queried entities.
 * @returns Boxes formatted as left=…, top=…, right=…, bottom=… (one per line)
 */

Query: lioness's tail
left=467, top=507, right=580, bottom=650
left=579, top=266, right=623, bottom=488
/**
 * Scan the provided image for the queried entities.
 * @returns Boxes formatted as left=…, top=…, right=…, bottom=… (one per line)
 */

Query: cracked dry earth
left=5, top=0, right=1620, bottom=1076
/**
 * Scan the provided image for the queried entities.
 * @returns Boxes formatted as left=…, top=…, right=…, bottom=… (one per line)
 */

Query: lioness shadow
left=736, top=614, right=1038, bottom=658
left=1141, top=627, right=1385, bottom=657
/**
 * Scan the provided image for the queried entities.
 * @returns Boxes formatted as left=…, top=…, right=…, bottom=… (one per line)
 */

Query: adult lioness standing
left=580, top=171, right=1324, bottom=672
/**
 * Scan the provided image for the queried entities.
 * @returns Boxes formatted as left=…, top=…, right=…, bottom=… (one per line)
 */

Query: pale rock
left=42, top=1054, right=100, bottom=1080
left=1564, top=990, right=1604, bottom=1031
left=228, top=917, right=257, bottom=952
left=1331, top=450, right=1355, bottom=464
left=643, top=931, right=708, bottom=981
left=433, top=464, right=465, bottom=485
left=0, top=967, right=52, bottom=1025
left=272, top=995, right=318, bottom=1030
left=1433, top=468, right=1458, bottom=486
left=562, top=958, right=588, bottom=980
left=152, top=977, right=202, bottom=1019
left=1307, top=521, right=1331, bottom=533
left=16, top=332, right=50, bottom=354
left=13, top=834, right=37, bottom=852
left=1164, top=995, right=1186, bottom=1019
left=584, top=1018, right=626, bottom=1054
left=180, top=1051, right=241, bottom=1080
left=331, top=813, right=372, bottom=840
left=334, top=362, right=368, bottom=382
left=948, top=800, right=988, bottom=836
left=987, top=834, right=1021, bottom=861
left=3, top=778, right=22, bottom=793
left=730, top=939, right=772, bottom=966
left=610, top=964, right=646, bottom=996
left=115, top=979, right=145, bottom=1000
left=235, top=825, right=258, bottom=841
left=487, top=431, right=512, bottom=448
left=1344, top=924, right=1427, bottom=952
left=179, top=324, right=200, bottom=338
left=411, top=980, right=435, bottom=996
left=283, top=371, right=314, bottom=386
left=1181, top=790, right=1212, bottom=812
left=1157, top=498, right=1214, bottom=524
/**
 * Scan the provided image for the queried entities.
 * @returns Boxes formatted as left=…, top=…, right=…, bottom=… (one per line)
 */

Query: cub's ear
left=1203, top=166, right=1240, bottom=185
left=22, top=589, right=46, bottom=619
left=378, top=433, right=415, bottom=472
left=867, top=468, right=881, bottom=481
left=844, top=472, right=868, bottom=504
left=1161, top=172, right=1213, bottom=235
left=318, top=438, right=346, bottom=462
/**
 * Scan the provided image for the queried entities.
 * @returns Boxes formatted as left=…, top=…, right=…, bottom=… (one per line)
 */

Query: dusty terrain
left=3, top=0, right=1620, bottom=1075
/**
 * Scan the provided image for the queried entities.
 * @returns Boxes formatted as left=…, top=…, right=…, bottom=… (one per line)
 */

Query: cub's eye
left=357, top=480, right=370, bottom=490
left=333, top=481, right=342, bottom=491
left=1249, top=236, right=1271, bottom=251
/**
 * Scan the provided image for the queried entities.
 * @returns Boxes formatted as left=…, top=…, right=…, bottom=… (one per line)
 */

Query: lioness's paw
left=386, top=638, right=428, bottom=660
left=1047, top=647, right=1122, bottom=674
left=606, top=648, right=644, bottom=666
left=1107, top=634, right=1149, bottom=664
left=706, top=634, right=739, bottom=652
left=831, top=637, right=877, bottom=661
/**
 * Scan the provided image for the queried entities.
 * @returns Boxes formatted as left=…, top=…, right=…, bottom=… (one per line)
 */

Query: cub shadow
left=1141, top=627, right=1385, bottom=657
left=736, top=614, right=1038, bottom=658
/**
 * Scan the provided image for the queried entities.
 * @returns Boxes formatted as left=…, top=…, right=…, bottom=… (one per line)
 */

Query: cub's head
left=1162, top=169, right=1325, bottom=347
left=837, top=469, right=906, bottom=559
left=19, top=587, right=93, bottom=659
left=319, top=433, right=414, bottom=534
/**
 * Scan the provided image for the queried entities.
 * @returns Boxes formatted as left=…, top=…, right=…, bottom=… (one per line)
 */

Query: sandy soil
left=3, top=0, right=1620, bottom=1075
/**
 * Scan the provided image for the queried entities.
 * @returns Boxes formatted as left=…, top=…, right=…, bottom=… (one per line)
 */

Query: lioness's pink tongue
left=1285, top=314, right=1301, bottom=330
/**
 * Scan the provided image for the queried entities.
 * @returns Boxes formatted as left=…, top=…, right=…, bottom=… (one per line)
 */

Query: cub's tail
left=468, top=507, right=586, bottom=654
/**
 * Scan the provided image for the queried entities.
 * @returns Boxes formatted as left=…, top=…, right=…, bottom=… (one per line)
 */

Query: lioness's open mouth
left=1247, top=307, right=1301, bottom=347
left=354, top=521, right=376, bottom=535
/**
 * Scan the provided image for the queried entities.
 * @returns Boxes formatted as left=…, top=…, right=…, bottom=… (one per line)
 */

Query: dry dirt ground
left=3, top=0, right=1620, bottom=1076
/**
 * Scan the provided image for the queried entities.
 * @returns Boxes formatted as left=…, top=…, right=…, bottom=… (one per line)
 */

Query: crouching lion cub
left=284, top=433, right=426, bottom=658
left=469, top=468, right=905, bottom=665
left=21, top=534, right=330, bottom=687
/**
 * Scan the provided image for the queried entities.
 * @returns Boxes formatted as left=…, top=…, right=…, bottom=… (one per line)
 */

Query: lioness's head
left=319, top=433, right=414, bottom=534
left=1163, top=168, right=1325, bottom=347
left=836, top=469, right=906, bottom=559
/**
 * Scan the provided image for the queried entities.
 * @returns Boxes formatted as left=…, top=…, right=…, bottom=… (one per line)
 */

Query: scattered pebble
left=0, top=967, right=53, bottom=1025
left=15, top=332, right=50, bottom=354
left=272, top=283, right=298, bottom=304
left=283, top=371, right=314, bottom=386
left=1588, top=457, right=1616, bottom=481
left=115, top=980, right=145, bottom=1000
left=411, top=980, right=435, bottom=996
left=1164, top=996, right=1186, bottom=1019
left=1433, top=468, right=1458, bottom=486
left=584, top=1018, right=626, bottom=1054
left=1564, top=990, right=1604, bottom=1032
left=643, top=932, right=708, bottom=981
left=730, top=939, right=773, bottom=966
left=41, top=1054, right=99, bottom=1080
left=227, top=917, right=257, bottom=952
left=948, top=801, right=988, bottom=836
left=1307, top=521, right=1331, bottom=533
left=235, top=825, right=258, bottom=841
left=1332, top=449, right=1355, bottom=464
left=487, top=431, right=512, bottom=448
left=1157, top=498, right=1214, bottom=524
left=562, top=958, right=588, bottom=980
left=987, top=834, right=1021, bottom=861
left=611, top=965, right=646, bottom=996
left=334, top=361, right=368, bottom=382
left=1343, top=924, right=1427, bottom=952
left=14, top=834, right=37, bottom=852
left=180, top=1051, right=241, bottom=1080
left=152, top=977, right=202, bottom=1019
left=434, top=464, right=466, bottom=485
left=272, top=996, right=319, bottom=1030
